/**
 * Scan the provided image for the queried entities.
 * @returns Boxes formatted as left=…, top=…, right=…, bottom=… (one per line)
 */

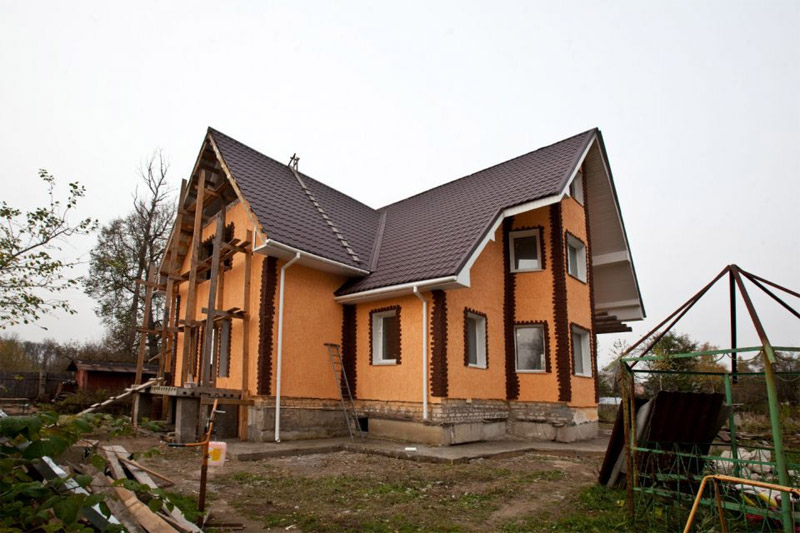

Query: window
left=217, top=319, right=231, bottom=377
left=572, top=325, right=591, bottom=377
left=510, top=229, right=542, bottom=272
left=566, top=234, right=587, bottom=282
left=514, top=324, right=546, bottom=372
left=372, top=309, right=400, bottom=364
left=568, top=169, right=584, bottom=204
left=465, top=311, right=487, bottom=368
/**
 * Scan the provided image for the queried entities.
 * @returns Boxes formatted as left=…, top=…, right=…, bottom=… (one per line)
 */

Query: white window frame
left=509, top=229, right=543, bottom=273
left=568, top=169, right=584, bottom=205
left=514, top=324, right=547, bottom=373
left=566, top=234, right=587, bottom=282
left=465, top=312, right=487, bottom=369
left=571, top=325, right=592, bottom=377
left=372, top=310, right=398, bottom=365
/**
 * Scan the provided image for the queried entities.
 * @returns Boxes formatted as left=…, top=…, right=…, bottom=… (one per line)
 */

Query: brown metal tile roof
left=208, top=127, right=597, bottom=295
left=210, top=128, right=379, bottom=269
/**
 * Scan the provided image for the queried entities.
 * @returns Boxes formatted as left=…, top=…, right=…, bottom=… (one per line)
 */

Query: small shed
left=67, top=360, right=158, bottom=393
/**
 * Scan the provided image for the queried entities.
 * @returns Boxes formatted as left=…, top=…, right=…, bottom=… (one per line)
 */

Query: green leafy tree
left=84, top=152, right=174, bottom=358
left=0, top=171, right=96, bottom=328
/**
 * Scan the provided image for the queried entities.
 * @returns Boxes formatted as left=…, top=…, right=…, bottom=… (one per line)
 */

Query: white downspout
left=412, top=286, right=428, bottom=421
left=274, top=252, right=301, bottom=442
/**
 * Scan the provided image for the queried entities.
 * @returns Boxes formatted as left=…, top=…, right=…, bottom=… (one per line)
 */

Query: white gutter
left=412, top=286, right=428, bottom=421
left=255, top=238, right=369, bottom=276
left=274, top=251, right=301, bottom=442
left=335, top=276, right=459, bottom=304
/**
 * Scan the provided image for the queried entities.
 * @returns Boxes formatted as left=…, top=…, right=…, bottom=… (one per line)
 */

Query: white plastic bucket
left=208, top=441, right=226, bottom=466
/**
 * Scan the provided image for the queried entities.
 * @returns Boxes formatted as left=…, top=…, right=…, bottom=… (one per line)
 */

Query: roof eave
left=254, top=238, right=370, bottom=277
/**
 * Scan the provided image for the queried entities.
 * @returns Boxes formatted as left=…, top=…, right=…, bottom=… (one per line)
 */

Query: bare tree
left=84, top=151, right=175, bottom=358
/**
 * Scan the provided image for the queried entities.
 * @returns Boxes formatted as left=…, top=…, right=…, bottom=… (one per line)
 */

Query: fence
left=0, top=371, right=73, bottom=399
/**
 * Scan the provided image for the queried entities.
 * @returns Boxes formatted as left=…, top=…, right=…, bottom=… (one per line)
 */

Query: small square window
left=572, top=326, right=592, bottom=377
left=515, top=324, right=546, bottom=372
left=465, top=311, right=487, bottom=368
left=566, top=234, right=587, bottom=282
left=568, top=169, right=584, bottom=204
left=510, top=229, right=542, bottom=272
left=372, top=309, right=399, bottom=364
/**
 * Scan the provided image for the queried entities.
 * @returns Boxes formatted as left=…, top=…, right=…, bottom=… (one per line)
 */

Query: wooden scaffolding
left=132, top=141, right=256, bottom=440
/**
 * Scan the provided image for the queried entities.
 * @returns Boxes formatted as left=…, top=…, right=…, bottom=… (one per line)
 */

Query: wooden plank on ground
left=111, top=446, right=201, bottom=533
left=102, top=447, right=127, bottom=481
left=114, top=485, right=179, bottom=533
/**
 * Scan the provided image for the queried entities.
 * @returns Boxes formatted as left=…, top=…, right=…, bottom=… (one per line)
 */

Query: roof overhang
left=254, top=239, right=370, bottom=277
left=334, top=275, right=461, bottom=303
left=334, top=134, right=645, bottom=326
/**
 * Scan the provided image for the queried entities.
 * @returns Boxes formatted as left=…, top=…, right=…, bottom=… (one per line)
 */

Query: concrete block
left=133, top=393, right=152, bottom=423
left=555, top=421, right=598, bottom=443
left=175, top=397, right=200, bottom=443
left=369, top=419, right=448, bottom=445
left=510, top=421, right=557, bottom=441
left=449, top=422, right=506, bottom=444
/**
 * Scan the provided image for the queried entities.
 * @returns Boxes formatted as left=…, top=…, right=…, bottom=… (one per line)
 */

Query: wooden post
left=200, top=213, right=225, bottom=387
left=135, top=265, right=157, bottom=385
left=161, top=180, right=188, bottom=379
left=239, top=230, right=253, bottom=439
left=180, top=171, right=206, bottom=386
left=210, top=216, right=226, bottom=388
left=133, top=264, right=157, bottom=427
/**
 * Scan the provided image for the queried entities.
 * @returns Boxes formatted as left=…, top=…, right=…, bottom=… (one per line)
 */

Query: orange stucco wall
left=354, top=293, right=429, bottom=403
left=511, top=208, right=561, bottom=403
left=171, top=194, right=597, bottom=409
left=561, top=195, right=596, bottom=407
left=275, top=262, right=346, bottom=400
left=173, top=201, right=263, bottom=392
left=446, top=225, right=507, bottom=400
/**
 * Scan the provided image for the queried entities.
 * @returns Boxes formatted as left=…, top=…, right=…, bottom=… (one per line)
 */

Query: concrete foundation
left=243, top=397, right=598, bottom=446
left=174, top=397, right=201, bottom=443
left=248, top=399, right=351, bottom=442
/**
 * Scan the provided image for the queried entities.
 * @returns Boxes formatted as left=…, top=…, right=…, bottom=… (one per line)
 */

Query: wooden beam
left=239, top=229, right=253, bottom=440
left=201, top=307, right=245, bottom=320
left=200, top=213, right=225, bottom=387
left=134, top=265, right=156, bottom=386
left=212, top=217, right=227, bottom=388
left=180, top=170, right=206, bottom=385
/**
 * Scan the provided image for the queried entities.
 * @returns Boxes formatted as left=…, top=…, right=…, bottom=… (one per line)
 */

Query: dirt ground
left=102, top=433, right=604, bottom=532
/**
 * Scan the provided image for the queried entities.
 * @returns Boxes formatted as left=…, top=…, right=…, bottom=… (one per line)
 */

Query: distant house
left=158, top=127, right=644, bottom=444
left=68, top=361, right=157, bottom=393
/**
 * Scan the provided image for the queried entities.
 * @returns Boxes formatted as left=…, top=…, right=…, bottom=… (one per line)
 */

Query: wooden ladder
left=324, top=343, right=362, bottom=438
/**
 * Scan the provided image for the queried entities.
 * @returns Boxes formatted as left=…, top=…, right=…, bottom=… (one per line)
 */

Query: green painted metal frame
left=617, top=265, right=800, bottom=532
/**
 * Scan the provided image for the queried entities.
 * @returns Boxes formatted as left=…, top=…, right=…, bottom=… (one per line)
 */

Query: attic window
left=568, top=169, right=584, bottom=204
left=510, top=229, right=542, bottom=272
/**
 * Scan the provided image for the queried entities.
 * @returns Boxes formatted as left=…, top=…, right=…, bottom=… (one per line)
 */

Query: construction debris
left=101, top=445, right=202, bottom=533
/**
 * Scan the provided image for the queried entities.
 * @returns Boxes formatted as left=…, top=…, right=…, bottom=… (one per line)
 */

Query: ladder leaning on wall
left=324, top=343, right=363, bottom=438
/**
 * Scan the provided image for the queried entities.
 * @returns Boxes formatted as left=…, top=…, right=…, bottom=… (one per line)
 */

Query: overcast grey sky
left=2, top=1, right=798, bottom=366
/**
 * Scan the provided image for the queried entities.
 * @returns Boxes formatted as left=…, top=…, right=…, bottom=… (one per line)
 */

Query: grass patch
left=501, top=485, right=633, bottom=532
left=213, top=455, right=585, bottom=532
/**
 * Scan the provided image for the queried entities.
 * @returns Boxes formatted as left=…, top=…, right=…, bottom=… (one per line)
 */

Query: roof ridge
left=378, top=128, right=598, bottom=211
left=287, top=159, right=362, bottom=264
left=368, top=211, right=387, bottom=271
